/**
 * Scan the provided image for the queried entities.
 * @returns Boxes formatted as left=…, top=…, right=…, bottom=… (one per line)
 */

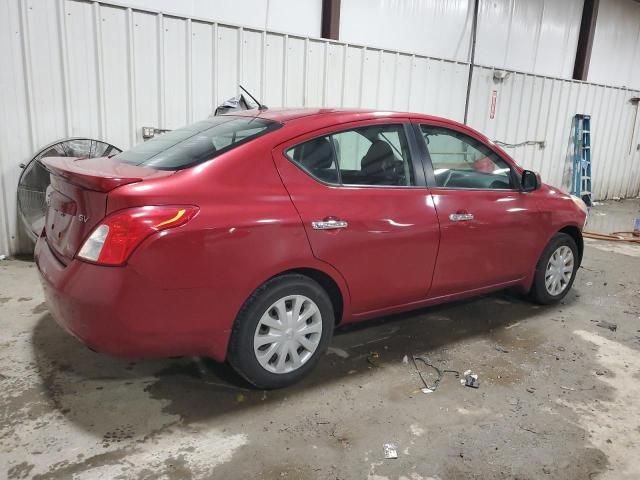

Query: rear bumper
left=34, top=237, right=229, bottom=360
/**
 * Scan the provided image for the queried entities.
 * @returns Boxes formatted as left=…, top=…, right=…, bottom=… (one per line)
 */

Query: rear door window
left=114, top=116, right=280, bottom=170
left=286, top=124, right=415, bottom=187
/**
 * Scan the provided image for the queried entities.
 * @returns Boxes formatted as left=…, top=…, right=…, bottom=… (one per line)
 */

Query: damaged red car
left=35, top=109, right=588, bottom=388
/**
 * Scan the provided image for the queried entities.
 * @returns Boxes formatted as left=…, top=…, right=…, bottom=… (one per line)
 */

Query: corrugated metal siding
left=0, top=0, right=639, bottom=255
left=475, top=0, right=583, bottom=78
left=339, top=0, right=472, bottom=63
left=467, top=67, right=640, bottom=200
left=101, top=0, right=323, bottom=38
left=588, top=0, right=640, bottom=90
left=340, top=0, right=584, bottom=79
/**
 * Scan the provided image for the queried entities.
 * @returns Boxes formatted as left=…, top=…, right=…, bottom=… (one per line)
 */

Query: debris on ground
left=461, top=370, right=480, bottom=388
left=583, top=231, right=640, bottom=244
left=411, top=356, right=460, bottom=393
left=0, top=255, right=6, bottom=260
left=327, top=347, right=350, bottom=358
left=595, top=369, right=607, bottom=376
left=493, top=298, right=512, bottom=305
left=383, top=443, right=398, bottom=459
left=520, top=425, right=540, bottom=435
left=526, top=387, right=536, bottom=394
left=402, top=354, right=409, bottom=364
left=495, top=345, right=510, bottom=353
left=367, top=351, right=382, bottom=367
left=597, top=320, right=617, bottom=331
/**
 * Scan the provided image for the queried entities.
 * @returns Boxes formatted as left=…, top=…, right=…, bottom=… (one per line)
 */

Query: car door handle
left=311, top=219, right=348, bottom=230
left=449, top=213, right=474, bottom=222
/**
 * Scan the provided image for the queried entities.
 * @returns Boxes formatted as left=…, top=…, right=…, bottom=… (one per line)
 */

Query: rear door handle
left=312, top=219, right=348, bottom=230
left=449, top=213, right=474, bottom=222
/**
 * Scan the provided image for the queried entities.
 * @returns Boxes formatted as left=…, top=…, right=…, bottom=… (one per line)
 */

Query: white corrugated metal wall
left=1, top=0, right=639, bottom=255
left=339, top=0, right=473, bottom=62
left=468, top=67, right=640, bottom=201
left=339, top=0, right=585, bottom=78
left=588, top=0, right=640, bottom=90
left=104, top=0, right=323, bottom=37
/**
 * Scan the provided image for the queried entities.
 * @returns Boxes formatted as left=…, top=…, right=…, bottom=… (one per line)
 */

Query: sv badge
left=78, top=214, right=89, bottom=223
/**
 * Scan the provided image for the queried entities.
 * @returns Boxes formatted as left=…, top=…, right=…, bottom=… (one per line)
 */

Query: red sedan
left=35, top=109, right=588, bottom=388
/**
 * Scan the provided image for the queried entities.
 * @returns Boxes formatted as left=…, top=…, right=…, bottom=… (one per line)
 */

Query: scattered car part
left=462, top=370, right=480, bottom=388
left=383, top=443, right=398, bottom=459
left=412, top=356, right=460, bottom=393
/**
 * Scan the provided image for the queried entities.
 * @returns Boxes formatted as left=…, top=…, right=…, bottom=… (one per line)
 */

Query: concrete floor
left=1, top=199, right=639, bottom=480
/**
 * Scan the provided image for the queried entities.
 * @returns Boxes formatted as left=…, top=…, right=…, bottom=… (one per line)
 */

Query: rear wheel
left=228, top=274, right=334, bottom=389
left=529, top=233, right=579, bottom=304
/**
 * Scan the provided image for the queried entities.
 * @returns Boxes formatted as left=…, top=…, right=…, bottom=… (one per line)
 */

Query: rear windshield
left=114, top=116, right=281, bottom=170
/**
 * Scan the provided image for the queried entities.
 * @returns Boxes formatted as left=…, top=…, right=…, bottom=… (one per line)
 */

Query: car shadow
left=30, top=289, right=574, bottom=433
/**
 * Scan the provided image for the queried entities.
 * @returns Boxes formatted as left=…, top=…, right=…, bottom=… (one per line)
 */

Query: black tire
left=227, top=274, right=334, bottom=389
left=529, top=232, right=580, bottom=305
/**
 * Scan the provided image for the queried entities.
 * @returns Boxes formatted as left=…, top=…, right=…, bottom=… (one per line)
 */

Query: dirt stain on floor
left=32, top=302, right=48, bottom=314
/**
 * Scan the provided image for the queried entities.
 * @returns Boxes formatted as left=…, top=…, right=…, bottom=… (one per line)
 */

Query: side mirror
left=521, top=170, right=539, bottom=192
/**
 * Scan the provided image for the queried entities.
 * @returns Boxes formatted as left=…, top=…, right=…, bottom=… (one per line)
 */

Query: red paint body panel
left=44, top=176, right=108, bottom=263
left=428, top=189, right=542, bottom=296
left=42, top=156, right=172, bottom=192
left=272, top=119, right=440, bottom=315
left=35, top=109, right=587, bottom=361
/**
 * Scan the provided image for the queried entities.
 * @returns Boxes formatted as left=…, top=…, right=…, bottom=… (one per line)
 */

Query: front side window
left=286, top=124, right=415, bottom=187
left=114, top=116, right=280, bottom=170
left=420, top=125, right=514, bottom=190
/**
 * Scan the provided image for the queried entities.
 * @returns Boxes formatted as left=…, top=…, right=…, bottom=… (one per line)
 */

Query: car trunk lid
left=41, top=156, right=172, bottom=263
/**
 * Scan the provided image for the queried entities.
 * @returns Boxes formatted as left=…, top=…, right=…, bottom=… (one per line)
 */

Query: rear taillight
left=76, top=206, right=199, bottom=266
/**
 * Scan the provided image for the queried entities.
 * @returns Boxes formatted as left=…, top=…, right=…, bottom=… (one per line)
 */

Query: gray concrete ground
left=1, top=199, right=639, bottom=480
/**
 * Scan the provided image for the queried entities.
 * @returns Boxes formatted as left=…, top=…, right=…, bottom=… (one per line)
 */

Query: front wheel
left=228, top=274, right=334, bottom=389
left=529, top=232, right=580, bottom=304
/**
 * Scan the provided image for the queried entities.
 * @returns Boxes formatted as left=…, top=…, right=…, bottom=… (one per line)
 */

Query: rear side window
left=114, top=116, right=281, bottom=170
left=286, top=124, right=415, bottom=187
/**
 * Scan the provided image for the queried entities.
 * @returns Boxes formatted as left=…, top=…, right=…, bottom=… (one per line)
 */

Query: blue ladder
left=572, top=114, right=592, bottom=206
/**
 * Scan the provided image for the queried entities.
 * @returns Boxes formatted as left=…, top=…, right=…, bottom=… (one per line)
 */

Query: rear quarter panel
left=106, top=134, right=350, bottom=360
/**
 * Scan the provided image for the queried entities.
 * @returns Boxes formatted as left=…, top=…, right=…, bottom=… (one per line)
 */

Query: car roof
left=220, top=107, right=512, bottom=168
left=228, top=107, right=456, bottom=125
left=225, top=107, right=497, bottom=149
